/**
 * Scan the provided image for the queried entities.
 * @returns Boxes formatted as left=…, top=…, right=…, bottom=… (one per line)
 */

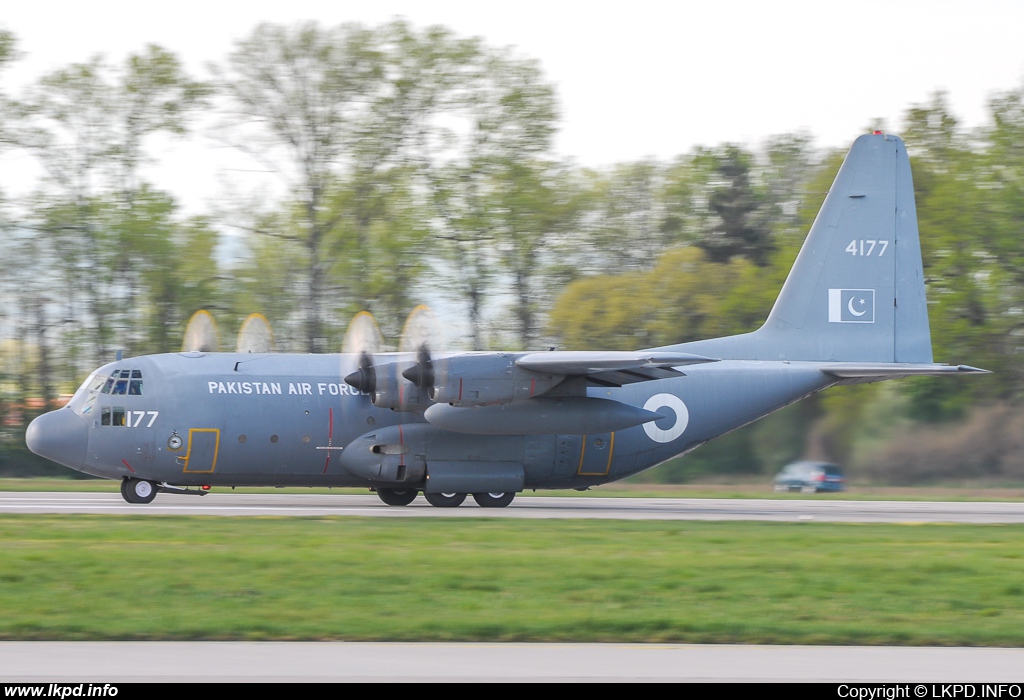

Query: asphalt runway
left=2, top=491, right=1024, bottom=523
left=3, top=642, right=1024, bottom=682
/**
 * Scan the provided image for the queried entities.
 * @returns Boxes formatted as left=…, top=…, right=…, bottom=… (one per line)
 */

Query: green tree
left=428, top=46, right=560, bottom=349
left=0, top=29, right=17, bottom=145
left=694, top=145, right=774, bottom=266
left=215, top=22, right=385, bottom=352
left=18, top=48, right=207, bottom=363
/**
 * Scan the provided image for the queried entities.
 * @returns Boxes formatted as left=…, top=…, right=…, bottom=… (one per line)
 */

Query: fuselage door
left=180, top=428, right=220, bottom=473
left=577, top=432, right=615, bottom=476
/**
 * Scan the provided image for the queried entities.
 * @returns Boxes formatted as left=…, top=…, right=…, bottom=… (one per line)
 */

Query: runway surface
left=2, top=491, right=1024, bottom=523
left=3, top=642, right=1024, bottom=682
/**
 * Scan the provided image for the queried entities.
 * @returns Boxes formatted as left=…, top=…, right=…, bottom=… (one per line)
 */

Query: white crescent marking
left=847, top=298, right=867, bottom=317
left=642, top=393, right=689, bottom=443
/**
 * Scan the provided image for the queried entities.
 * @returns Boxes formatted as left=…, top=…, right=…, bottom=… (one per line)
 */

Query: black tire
left=123, top=478, right=157, bottom=504
left=423, top=492, right=466, bottom=508
left=471, top=492, right=515, bottom=508
left=376, top=488, right=418, bottom=506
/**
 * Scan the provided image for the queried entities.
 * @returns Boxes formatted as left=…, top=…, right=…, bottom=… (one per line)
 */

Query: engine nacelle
left=348, top=360, right=432, bottom=409
left=428, top=354, right=561, bottom=407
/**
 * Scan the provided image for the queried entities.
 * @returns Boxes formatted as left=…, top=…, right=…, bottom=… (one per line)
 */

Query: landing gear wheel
left=376, top=488, right=418, bottom=506
left=122, top=478, right=157, bottom=504
left=472, top=492, right=515, bottom=508
left=424, top=492, right=466, bottom=508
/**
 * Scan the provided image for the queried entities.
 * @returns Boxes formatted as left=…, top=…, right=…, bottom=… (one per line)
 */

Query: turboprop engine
left=403, top=353, right=562, bottom=407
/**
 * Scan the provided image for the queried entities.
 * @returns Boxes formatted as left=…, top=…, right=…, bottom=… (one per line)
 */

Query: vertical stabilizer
left=673, top=133, right=932, bottom=363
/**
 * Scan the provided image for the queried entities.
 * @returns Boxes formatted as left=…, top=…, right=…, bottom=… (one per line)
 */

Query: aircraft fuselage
left=35, top=351, right=836, bottom=491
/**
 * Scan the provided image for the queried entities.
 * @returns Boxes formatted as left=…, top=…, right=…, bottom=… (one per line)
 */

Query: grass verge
left=2, top=515, right=1024, bottom=645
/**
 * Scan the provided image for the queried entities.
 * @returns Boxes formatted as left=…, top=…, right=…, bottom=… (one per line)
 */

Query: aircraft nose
left=25, top=408, right=89, bottom=470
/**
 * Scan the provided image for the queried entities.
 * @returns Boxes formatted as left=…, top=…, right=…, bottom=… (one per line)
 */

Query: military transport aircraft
left=26, top=133, right=986, bottom=507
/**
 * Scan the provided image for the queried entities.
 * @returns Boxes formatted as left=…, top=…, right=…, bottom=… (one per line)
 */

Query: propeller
left=182, top=310, right=220, bottom=352
left=342, top=312, right=385, bottom=395
left=399, top=305, right=443, bottom=395
left=236, top=313, right=275, bottom=353
left=341, top=306, right=444, bottom=409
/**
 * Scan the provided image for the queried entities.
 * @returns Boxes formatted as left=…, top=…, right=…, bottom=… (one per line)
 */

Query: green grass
left=2, top=515, right=1024, bottom=645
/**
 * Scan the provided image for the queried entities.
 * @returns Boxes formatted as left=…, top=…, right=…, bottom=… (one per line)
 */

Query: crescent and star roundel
left=642, top=393, right=689, bottom=443
left=847, top=297, right=867, bottom=317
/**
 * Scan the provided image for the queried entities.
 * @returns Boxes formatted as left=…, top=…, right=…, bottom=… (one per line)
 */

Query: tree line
left=1, top=22, right=1022, bottom=482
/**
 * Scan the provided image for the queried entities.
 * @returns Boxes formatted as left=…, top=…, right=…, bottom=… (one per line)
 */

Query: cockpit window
left=74, top=367, right=145, bottom=418
left=98, top=369, right=143, bottom=397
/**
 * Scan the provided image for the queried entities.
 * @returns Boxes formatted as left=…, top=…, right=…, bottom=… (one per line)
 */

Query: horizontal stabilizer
left=516, top=351, right=717, bottom=375
left=821, top=364, right=990, bottom=379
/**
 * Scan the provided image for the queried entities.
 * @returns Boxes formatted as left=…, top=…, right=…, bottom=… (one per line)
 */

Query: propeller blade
left=236, top=313, right=275, bottom=353
left=398, top=305, right=443, bottom=395
left=342, top=312, right=384, bottom=355
left=402, top=344, right=434, bottom=389
left=342, top=312, right=385, bottom=395
left=182, top=310, right=220, bottom=353
left=344, top=350, right=377, bottom=395
left=398, top=305, right=442, bottom=354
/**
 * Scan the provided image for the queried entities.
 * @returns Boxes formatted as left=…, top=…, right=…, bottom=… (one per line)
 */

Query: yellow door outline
left=577, top=432, right=615, bottom=476
left=180, top=428, right=220, bottom=473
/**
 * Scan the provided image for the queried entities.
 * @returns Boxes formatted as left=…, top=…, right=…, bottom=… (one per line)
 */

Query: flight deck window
left=99, top=369, right=145, bottom=395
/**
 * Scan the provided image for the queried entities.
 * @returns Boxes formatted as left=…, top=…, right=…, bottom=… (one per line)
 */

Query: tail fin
left=676, top=133, right=932, bottom=363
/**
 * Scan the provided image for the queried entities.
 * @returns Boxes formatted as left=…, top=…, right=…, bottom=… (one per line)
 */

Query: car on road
left=773, top=461, right=846, bottom=493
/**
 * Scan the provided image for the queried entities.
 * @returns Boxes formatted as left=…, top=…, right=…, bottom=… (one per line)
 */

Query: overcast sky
left=3, top=0, right=1024, bottom=214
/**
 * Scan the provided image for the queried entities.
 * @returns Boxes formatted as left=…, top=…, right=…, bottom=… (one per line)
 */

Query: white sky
left=3, top=0, right=1024, bottom=215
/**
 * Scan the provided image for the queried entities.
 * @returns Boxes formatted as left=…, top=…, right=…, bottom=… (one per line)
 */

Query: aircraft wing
left=514, top=351, right=719, bottom=389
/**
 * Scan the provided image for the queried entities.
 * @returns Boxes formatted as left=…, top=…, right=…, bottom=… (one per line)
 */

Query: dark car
left=773, top=461, right=846, bottom=493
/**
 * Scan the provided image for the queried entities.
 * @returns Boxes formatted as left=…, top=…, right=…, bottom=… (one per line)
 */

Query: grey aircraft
left=26, top=133, right=986, bottom=507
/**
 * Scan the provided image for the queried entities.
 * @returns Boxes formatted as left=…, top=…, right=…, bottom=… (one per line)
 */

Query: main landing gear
left=376, top=490, right=516, bottom=508
left=121, top=477, right=158, bottom=504
left=471, top=492, right=516, bottom=508
left=423, top=491, right=467, bottom=508
left=376, top=487, right=419, bottom=506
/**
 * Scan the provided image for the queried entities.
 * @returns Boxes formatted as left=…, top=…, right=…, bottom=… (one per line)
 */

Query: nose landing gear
left=120, top=477, right=158, bottom=504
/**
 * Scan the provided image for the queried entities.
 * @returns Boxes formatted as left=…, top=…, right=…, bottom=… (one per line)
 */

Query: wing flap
left=821, top=363, right=989, bottom=378
left=516, top=351, right=717, bottom=375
